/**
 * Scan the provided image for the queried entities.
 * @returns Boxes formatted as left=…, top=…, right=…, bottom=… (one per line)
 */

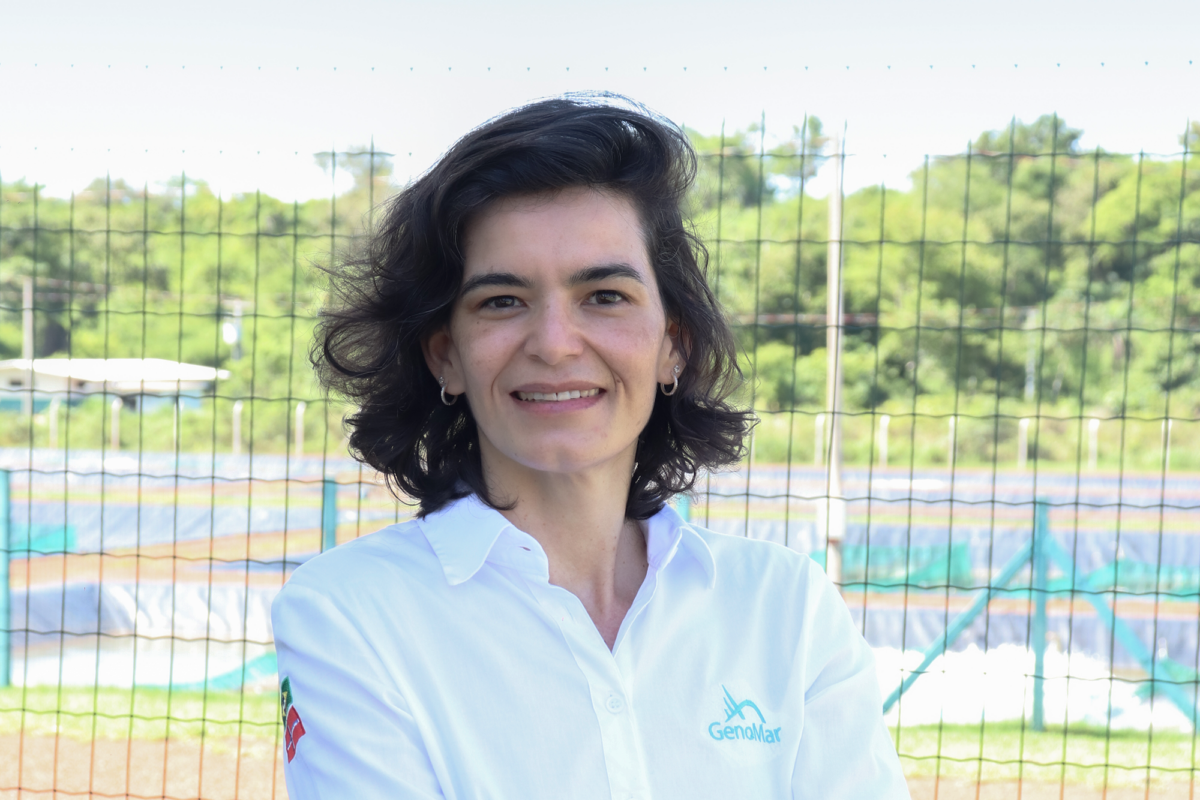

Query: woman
left=272, top=95, right=909, bottom=798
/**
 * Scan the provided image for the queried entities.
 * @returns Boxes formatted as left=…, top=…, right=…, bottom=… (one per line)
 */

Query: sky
left=1, top=0, right=1197, bottom=200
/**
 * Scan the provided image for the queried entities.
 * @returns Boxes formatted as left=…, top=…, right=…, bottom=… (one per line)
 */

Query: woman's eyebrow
left=568, top=263, right=645, bottom=286
left=460, top=272, right=532, bottom=296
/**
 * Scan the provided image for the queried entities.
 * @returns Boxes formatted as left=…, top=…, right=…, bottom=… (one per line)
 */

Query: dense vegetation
left=2, top=118, right=1198, bottom=468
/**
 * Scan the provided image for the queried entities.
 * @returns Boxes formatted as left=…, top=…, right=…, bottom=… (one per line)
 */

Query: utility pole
left=22, top=277, right=34, bottom=416
left=110, top=398, right=121, bottom=451
left=1018, top=418, right=1030, bottom=470
left=813, top=413, right=825, bottom=466
left=821, top=133, right=847, bottom=590
left=878, top=414, right=890, bottom=468
left=232, top=400, right=244, bottom=456
left=1087, top=418, right=1100, bottom=471
left=295, top=401, right=307, bottom=458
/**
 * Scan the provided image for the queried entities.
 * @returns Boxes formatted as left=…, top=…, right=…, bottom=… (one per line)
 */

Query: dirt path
left=908, top=777, right=1197, bottom=799
left=6, top=736, right=1196, bottom=799
left=0, top=735, right=286, bottom=799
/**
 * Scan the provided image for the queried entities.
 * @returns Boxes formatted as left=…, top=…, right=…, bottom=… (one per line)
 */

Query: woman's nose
left=524, top=300, right=583, bottom=364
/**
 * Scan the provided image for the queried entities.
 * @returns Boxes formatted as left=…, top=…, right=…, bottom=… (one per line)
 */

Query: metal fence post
left=1031, top=498, right=1049, bottom=731
left=883, top=537, right=1035, bottom=714
left=676, top=494, right=691, bottom=523
left=1, top=469, right=10, bottom=688
left=321, top=479, right=338, bottom=552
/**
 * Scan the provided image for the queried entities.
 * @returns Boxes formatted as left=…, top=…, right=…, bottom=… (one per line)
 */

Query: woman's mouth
left=514, top=388, right=601, bottom=402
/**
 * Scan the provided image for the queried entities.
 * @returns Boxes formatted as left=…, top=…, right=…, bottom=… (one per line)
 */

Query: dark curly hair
left=313, top=94, right=752, bottom=519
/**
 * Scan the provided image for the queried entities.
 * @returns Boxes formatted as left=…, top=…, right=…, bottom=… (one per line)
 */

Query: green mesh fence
left=1, top=111, right=1199, bottom=798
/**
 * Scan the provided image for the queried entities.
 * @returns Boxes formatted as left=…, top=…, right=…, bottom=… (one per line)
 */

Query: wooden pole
left=822, top=134, right=846, bottom=588
left=110, top=398, right=121, bottom=451
left=1018, top=418, right=1030, bottom=470
left=48, top=396, right=60, bottom=449
left=21, top=277, right=33, bottom=416
left=1087, top=418, right=1099, bottom=471
left=232, top=400, right=243, bottom=456
left=879, top=414, right=890, bottom=468
left=295, top=401, right=307, bottom=458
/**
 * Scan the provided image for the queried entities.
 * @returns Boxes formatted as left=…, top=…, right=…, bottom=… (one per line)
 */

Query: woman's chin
left=501, top=448, right=634, bottom=481
left=478, top=426, right=639, bottom=484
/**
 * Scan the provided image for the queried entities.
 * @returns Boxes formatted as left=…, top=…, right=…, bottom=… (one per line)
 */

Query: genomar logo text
left=708, top=686, right=782, bottom=744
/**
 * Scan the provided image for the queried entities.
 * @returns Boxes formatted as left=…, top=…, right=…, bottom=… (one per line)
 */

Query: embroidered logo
left=722, top=685, right=765, bottom=724
left=708, top=686, right=781, bottom=744
left=280, top=676, right=307, bottom=762
left=280, top=677, right=293, bottom=723
left=285, top=705, right=307, bottom=762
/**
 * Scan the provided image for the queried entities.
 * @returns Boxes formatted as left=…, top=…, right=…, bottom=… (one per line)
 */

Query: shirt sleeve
left=791, top=561, right=911, bottom=799
left=272, top=580, right=446, bottom=800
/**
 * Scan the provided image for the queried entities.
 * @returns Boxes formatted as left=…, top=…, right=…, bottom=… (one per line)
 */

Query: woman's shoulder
left=683, top=521, right=827, bottom=596
left=687, top=521, right=817, bottom=566
left=676, top=522, right=861, bottom=670
left=275, top=518, right=442, bottom=605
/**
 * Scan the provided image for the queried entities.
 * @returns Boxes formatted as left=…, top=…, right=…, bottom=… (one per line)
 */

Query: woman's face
left=425, top=187, right=680, bottom=480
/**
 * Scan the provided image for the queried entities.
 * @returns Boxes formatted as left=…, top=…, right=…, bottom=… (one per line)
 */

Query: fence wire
left=1, top=114, right=1199, bottom=798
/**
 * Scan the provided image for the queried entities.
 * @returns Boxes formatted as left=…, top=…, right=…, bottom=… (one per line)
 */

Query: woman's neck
left=481, top=446, right=648, bottom=650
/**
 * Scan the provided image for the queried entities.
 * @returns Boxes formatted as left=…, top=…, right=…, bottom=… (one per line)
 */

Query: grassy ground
left=749, top=407, right=1200, bottom=474
left=5, top=687, right=1200, bottom=792
left=896, top=720, right=1200, bottom=790
left=1, top=686, right=281, bottom=744
left=5, top=397, right=1197, bottom=473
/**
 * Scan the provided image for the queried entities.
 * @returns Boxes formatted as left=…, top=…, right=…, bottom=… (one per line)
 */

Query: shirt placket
left=524, top=571, right=660, bottom=800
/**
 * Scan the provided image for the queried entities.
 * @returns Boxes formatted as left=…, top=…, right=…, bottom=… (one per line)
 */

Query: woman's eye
left=482, top=295, right=519, bottom=310
left=590, top=290, right=624, bottom=305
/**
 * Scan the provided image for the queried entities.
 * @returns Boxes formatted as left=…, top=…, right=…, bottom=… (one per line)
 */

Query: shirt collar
left=643, top=503, right=717, bottom=589
left=419, top=495, right=520, bottom=586
left=418, top=495, right=716, bottom=589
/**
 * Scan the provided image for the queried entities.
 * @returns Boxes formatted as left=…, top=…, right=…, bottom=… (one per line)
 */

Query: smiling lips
left=515, top=388, right=601, bottom=402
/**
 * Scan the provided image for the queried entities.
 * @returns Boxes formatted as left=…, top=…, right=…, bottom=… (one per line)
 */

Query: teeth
left=517, top=388, right=600, bottom=402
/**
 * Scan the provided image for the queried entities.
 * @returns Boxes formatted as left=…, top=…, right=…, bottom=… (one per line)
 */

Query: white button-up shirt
left=272, top=495, right=909, bottom=799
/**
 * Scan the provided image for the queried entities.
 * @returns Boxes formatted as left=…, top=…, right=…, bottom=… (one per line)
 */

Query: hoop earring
left=660, top=365, right=681, bottom=396
left=439, top=376, right=458, bottom=406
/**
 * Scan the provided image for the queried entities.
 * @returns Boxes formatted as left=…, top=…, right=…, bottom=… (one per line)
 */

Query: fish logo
left=722, top=685, right=766, bottom=724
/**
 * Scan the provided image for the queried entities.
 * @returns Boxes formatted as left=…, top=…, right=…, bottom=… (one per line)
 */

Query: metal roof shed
left=0, top=358, right=230, bottom=413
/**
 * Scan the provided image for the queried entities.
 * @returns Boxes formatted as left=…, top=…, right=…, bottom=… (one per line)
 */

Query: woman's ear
left=421, top=327, right=464, bottom=394
left=668, top=320, right=688, bottom=352
left=657, top=319, right=687, bottom=383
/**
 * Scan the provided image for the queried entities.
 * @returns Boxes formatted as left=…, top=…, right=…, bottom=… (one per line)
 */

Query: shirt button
left=605, top=694, right=624, bottom=714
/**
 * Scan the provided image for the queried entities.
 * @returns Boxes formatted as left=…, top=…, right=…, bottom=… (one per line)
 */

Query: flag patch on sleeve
left=285, top=705, right=307, bottom=762
left=280, top=677, right=293, bottom=723
left=280, top=676, right=307, bottom=762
